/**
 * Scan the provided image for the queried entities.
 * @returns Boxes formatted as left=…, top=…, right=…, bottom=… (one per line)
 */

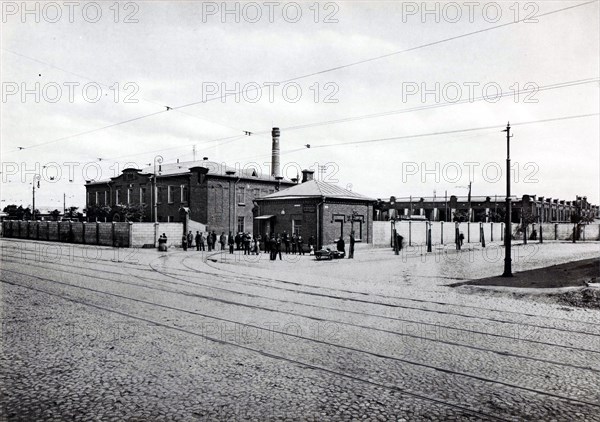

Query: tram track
left=2, top=265, right=600, bottom=412
left=2, top=252, right=599, bottom=359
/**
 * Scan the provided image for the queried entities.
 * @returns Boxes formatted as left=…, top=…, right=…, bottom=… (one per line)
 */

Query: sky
left=1, top=0, right=599, bottom=211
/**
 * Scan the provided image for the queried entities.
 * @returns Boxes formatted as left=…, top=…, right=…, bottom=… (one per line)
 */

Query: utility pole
left=32, top=175, right=40, bottom=220
left=502, top=122, right=513, bottom=277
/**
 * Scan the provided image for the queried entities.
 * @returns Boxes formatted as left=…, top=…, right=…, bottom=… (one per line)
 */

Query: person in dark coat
left=207, top=231, right=214, bottom=251
left=243, top=233, right=251, bottom=255
left=187, top=231, right=194, bottom=249
left=195, top=231, right=202, bottom=251
left=219, top=232, right=226, bottom=250
left=297, top=235, right=305, bottom=255
left=291, top=233, right=297, bottom=254
left=348, top=231, right=355, bottom=259
left=228, top=232, right=235, bottom=254
left=336, top=237, right=345, bottom=255
left=235, top=232, right=242, bottom=250
left=283, top=231, right=290, bottom=254
left=269, top=235, right=276, bottom=260
left=275, top=235, right=282, bottom=260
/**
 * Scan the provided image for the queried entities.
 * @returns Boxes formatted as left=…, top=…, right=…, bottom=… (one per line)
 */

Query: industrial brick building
left=254, top=170, right=375, bottom=249
left=85, top=128, right=296, bottom=235
left=375, top=194, right=599, bottom=224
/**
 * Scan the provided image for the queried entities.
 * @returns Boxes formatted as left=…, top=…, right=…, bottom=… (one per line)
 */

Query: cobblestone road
left=1, top=239, right=599, bottom=421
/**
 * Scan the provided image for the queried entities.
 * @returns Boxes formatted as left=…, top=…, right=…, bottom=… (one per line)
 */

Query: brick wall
left=98, top=223, right=113, bottom=246
left=84, top=223, right=98, bottom=244
left=48, top=222, right=59, bottom=241
left=257, top=199, right=373, bottom=249
left=72, top=222, right=84, bottom=243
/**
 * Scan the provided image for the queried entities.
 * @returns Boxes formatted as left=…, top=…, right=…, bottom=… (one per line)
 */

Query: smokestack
left=271, top=127, right=280, bottom=178
left=301, top=169, right=314, bottom=183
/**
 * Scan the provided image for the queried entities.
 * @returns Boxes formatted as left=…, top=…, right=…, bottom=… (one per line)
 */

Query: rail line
left=1, top=278, right=514, bottom=422
left=3, top=266, right=600, bottom=412
left=3, top=256, right=597, bottom=373
left=3, top=239, right=598, bottom=331
left=3, top=239, right=598, bottom=328
left=2, top=252, right=600, bottom=358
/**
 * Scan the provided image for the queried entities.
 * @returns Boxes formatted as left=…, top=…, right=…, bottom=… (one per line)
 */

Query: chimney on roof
left=301, top=169, right=314, bottom=183
left=271, top=127, right=280, bottom=178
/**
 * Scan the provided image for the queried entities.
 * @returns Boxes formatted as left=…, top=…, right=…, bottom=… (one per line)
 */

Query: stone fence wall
left=373, top=221, right=600, bottom=247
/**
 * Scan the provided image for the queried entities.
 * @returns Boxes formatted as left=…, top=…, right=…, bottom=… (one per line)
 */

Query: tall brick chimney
left=271, top=127, right=280, bottom=178
left=301, top=169, right=314, bottom=183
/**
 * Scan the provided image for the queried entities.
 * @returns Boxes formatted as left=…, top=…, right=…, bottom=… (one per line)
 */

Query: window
left=127, top=188, right=133, bottom=204
left=115, top=189, right=120, bottom=204
left=292, top=219, right=302, bottom=236
left=87, top=192, right=90, bottom=206
left=180, top=185, right=188, bottom=203
left=94, top=191, right=99, bottom=205
left=140, top=187, right=146, bottom=204
left=237, top=186, right=245, bottom=204
left=157, top=187, right=162, bottom=204
left=168, top=186, right=174, bottom=204
left=354, top=220, right=363, bottom=241
left=253, top=188, right=260, bottom=198
left=104, top=191, right=108, bottom=206
left=237, top=216, right=245, bottom=233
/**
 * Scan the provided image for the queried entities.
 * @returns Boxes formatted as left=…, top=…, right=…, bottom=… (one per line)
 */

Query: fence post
left=467, top=222, right=470, bottom=243
left=96, top=222, right=100, bottom=245
left=480, top=222, right=485, bottom=248
left=440, top=221, right=444, bottom=244
left=408, top=221, right=412, bottom=246
left=554, top=223, right=558, bottom=241
left=490, top=222, right=493, bottom=242
left=128, top=222, right=133, bottom=247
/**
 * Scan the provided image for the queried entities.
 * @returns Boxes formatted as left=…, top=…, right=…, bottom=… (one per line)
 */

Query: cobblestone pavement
left=1, top=239, right=599, bottom=421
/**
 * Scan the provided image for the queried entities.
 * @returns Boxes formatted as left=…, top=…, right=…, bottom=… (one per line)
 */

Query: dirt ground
left=451, top=257, right=600, bottom=309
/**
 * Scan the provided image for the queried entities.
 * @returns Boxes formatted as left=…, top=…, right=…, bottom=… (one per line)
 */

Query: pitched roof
left=87, top=160, right=292, bottom=184
left=260, top=179, right=375, bottom=201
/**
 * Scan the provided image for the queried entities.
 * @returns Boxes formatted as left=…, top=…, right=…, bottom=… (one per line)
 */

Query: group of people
left=176, top=229, right=357, bottom=260
left=335, top=231, right=356, bottom=258
left=182, top=230, right=228, bottom=251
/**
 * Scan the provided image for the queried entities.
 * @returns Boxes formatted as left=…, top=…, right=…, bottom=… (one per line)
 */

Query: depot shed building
left=254, top=170, right=375, bottom=249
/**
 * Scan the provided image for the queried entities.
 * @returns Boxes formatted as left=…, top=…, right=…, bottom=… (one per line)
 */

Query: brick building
left=254, top=170, right=375, bottom=249
left=84, top=159, right=294, bottom=235
left=375, top=194, right=599, bottom=223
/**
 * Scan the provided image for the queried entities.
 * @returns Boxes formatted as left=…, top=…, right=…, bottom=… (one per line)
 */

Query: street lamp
left=31, top=174, right=41, bottom=220
left=501, top=122, right=513, bottom=277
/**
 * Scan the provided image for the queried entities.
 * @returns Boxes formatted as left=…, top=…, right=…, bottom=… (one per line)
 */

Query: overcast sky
left=2, top=0, right=599, bottom=210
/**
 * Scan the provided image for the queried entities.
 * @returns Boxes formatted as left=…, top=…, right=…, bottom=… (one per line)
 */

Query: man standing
left=348, top=231, right=355, bottom=259
left=196, top=233, right=206, bottom=251
left=211, top=231, right=217, bottom=251
left=220, top=232, right=226, bottom=250
left=298, top=235, right=305, bottom=255
left=187, top=231, right=194, bottom=250
left=244, top=232, right=251, bottom=255
left=195, top=231, right=202, bottom=251
left=207, top=231, right=213, bottom=251
left=228, top=232, right=235, bottom=254
left=337, top=237, right=346, bottom=256
left=283, top=231, right=290, bottom=254
left=276, top=235, right=282, bottom=260
left=291, top=233, right=297, bottom=254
